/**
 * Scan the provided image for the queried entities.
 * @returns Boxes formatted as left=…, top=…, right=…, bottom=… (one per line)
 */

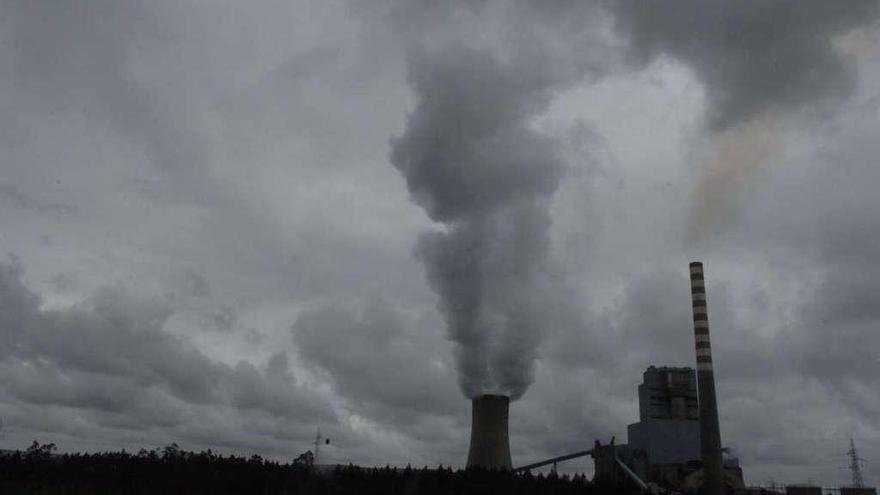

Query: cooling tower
left=466, top=395, right=512, bottom=470
left=689, top=262, right=725, bottom=495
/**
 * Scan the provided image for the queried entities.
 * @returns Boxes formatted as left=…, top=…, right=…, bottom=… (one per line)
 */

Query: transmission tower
left=312, top=428, right=330, bottom=466
left=847, top=438, right=867, bottom=488
left=313, top=428, right=323, bottom=465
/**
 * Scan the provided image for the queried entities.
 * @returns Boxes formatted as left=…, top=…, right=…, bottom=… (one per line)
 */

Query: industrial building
left=628, top=366, right=700, bottom=465
left=592, top=262, right=744, bottom=492
left=466, top=395, right=513, bottom=470
left=498, top=262, right=876, bottom=494
left=504, top=263, right=739, bottom=492
left=592, top=365, right=745, bottom=492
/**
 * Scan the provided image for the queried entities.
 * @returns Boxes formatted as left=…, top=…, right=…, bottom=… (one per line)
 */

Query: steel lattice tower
left=847, top=438, right=867, bottom=488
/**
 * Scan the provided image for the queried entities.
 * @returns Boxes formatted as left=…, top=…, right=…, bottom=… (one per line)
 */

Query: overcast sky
left=1, top=0, right=879, bottom=486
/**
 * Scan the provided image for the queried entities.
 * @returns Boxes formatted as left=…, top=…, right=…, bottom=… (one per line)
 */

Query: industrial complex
left=465, top=262, right=876, bottom=495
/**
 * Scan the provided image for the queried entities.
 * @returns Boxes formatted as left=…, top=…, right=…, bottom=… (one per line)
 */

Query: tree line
left=0, top=441, right=637, bottom=495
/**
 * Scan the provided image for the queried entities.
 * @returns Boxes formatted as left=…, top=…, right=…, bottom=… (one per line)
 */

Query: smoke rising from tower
left=390, top=44, right=567, bottom=399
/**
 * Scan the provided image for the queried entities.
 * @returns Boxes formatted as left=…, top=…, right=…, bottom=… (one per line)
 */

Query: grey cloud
left=540, top=268, right=696, bottom=386
left=172, top=269, right=241, bottom=333
left=609, top=269, right=695, bottom=369
left=4, top=1, right=215, bottom=204
left=204, top=305, right=238, bottom=333
left=605, top=1, right=880, bottom=247
left=243, top=328, right=266, bottom=345
left=1, top=361, right=189, bottom=429
left=293, top=298, right=463, bottom=424
left=0, top=260, right=335, bottom=438
left=49, top=272, right=80, bottom=293
left=0, top=258, right=40, bottom=356
left=0, top=185, right=77, bottom=217
left=721, top=148, right=880, bottom=459
left=1, top=0, right=430, bottom=310
left=224, top=352, right=317, bottom=420
left=0, top=0, right=878, bottom=482
left=610, top=0, right=880, bottom=129
left=789, top=265, right=880, bottom=385
left=731, top=110, right=880, bottom=395
left=291, top=297, right=481, bottom=467
left=176, top=268, right=211, bottom=299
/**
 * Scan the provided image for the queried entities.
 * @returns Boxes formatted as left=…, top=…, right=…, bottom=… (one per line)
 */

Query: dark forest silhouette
left=0, top=442, right=638, bottom=495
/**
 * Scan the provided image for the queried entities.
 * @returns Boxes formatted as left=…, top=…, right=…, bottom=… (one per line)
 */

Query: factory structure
left=463, top=262, right=877, bottom=495
left=592, top=261, right=742, bottom=492
left=591, top=365, right=744, bottom=492
left=466, top=395, right=512, bottom=470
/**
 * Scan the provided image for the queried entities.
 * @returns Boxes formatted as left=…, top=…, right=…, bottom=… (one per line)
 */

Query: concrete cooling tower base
left=466, top=394, right=512, bottom=470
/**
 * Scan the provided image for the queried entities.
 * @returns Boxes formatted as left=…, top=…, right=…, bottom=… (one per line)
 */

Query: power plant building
left=627, top=366, right=701, bottom=465
left=593, top=365, right=744, bottom=491
left=593, top=263, right=744, bottom=493
left=521, top=262, right=873, bottom=494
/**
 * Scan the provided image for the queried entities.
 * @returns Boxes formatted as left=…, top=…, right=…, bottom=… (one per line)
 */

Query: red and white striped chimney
left=689, top=262, right=724, bottom=495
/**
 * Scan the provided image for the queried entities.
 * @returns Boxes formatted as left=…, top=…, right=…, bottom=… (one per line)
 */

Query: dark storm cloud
left=610, top=0, right=880, bottom=129
left=0, top=259, right=334, bottom=430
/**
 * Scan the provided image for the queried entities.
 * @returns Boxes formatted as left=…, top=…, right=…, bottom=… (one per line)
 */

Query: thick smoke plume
left=387, top=1, right=880, bottom=397
left=610, top=0, right=880, bottom=242
left=390, top=45, right=565, bottom=399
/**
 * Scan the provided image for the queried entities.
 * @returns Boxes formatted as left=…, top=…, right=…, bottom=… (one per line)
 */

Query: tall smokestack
left=466, top=395, right=512, bottom=470
left=689, top=262, right=725, bottom=495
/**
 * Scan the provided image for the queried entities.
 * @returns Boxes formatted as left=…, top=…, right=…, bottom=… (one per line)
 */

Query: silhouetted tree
left=0, top=444, right=637, bottom=495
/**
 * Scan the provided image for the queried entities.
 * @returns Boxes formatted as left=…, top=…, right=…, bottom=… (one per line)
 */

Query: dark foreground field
left=0, top=443, right=633, bottom=495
